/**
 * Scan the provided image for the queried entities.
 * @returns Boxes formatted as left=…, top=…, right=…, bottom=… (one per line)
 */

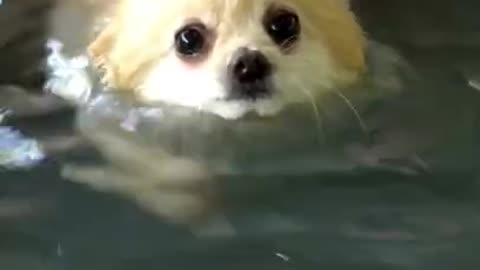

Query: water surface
left=1, top=0, right=480, bottom=269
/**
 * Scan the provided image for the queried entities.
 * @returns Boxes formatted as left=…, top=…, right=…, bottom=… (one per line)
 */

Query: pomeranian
left=48, top=0, right=368, bottom=229
left=88, top=0, right=367, bottom=119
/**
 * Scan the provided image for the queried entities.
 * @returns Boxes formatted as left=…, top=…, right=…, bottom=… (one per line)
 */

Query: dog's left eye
left=264, top=9, right=300, bottom=49
left=174, top=23, right=207, bottom=57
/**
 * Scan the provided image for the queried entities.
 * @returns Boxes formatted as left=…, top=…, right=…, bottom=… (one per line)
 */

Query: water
left=1, top=0, right=480, bottom=269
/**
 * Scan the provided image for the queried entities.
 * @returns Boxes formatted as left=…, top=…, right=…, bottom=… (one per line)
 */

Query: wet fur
left=88, top=0, right=367, bottom=118
left=49, top=0, right=369, bottom=228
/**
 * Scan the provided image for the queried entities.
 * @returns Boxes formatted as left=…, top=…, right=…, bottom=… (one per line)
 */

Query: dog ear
left=87, top=22, right=121, bottom=88
left=317, top=0, right=366, bottom=78
left=87, top=21, right=152, bottom=91
left=86, top=0, right=120, bottom=68
left=88, top=23, right=116, bottom=67
left=339, top=0, right=351, bottom=9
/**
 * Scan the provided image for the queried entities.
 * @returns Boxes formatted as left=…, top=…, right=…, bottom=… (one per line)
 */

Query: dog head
left=89, top=0, right=366, bottom=119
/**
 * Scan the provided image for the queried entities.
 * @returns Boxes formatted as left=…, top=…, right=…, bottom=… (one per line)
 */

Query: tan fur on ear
left=88, top=23, right=118, bottom=87
left=339, top=0, right=351, bottom=9
left=87, top=0, right=366, bottom=94
left=297, top=0, right=367, bottom=81
left=87, top=13, right=158, bottom=92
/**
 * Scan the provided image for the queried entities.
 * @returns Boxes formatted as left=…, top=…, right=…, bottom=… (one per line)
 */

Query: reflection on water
left=1, top=0, right=480, bottom=269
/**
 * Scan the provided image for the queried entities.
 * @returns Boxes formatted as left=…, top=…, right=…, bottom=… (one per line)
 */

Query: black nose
left=230, top=48, right=272, bottom=84
left=228, top=48, right=273, bottom=100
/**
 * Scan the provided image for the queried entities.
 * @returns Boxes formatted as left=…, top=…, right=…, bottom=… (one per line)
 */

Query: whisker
left=291, top=78, right=326, bottom=143
left=332, top=89, right=369, bottom=135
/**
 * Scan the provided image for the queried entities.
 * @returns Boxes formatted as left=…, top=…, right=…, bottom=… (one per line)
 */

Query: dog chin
left=202, top=99, right=284, bottom=120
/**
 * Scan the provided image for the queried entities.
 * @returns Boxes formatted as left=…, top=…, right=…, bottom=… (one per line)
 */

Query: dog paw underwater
left=46, top=0, right=411, bottom=233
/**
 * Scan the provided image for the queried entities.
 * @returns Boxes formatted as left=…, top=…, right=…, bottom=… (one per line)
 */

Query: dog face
left=90, top=0, right=366, bottom=119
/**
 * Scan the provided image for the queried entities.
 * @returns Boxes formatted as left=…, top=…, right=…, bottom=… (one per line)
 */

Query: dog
left=87, top=0, right=367, bottom=119
left=48, top=0, right=369, bottom=231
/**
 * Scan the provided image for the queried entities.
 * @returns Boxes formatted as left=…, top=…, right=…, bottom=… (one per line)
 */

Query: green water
left=1, top=0, right=480, bottom=269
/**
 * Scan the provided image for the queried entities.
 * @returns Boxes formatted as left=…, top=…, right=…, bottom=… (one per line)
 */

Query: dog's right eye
left=174, top=24, right=207, bottom=58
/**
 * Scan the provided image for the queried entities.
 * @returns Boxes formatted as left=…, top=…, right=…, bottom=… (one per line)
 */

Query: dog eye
left=264, top=9, right=300, bottom=48
left=174, top=23, right=207, bottom=57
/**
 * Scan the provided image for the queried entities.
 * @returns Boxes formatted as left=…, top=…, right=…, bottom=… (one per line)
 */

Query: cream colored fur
left=89, top=0, right=366, bottom=119
left=49, top=0, right=368, bottom=229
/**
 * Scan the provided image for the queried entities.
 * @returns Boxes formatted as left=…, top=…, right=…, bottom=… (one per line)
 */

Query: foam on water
left=0, top=126, right=45, bottom=169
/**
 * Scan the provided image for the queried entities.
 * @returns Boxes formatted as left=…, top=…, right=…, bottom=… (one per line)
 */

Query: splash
left=0, top=127, right=45, bottom=169
left=44, top=39, right=93, bottom=105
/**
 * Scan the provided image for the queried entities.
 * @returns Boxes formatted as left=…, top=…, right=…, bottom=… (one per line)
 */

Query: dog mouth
left=225, top=83, right=273, bottom=101
left=223, top=76, right=275, bottom=102
left=206, top=90, right=282, bottom=120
